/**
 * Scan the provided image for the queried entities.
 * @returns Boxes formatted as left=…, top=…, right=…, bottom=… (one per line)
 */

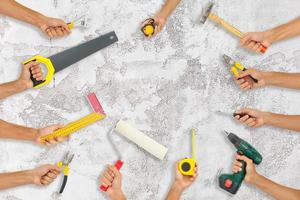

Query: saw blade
left=50, top=31, right=118, bottom=73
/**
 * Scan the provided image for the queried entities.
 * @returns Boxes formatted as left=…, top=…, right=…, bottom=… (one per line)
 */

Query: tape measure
left=40, top=112, right=106, bottom=142
left=178, top=129, right=197, bottom=176
left=141, top=18, right=156, bottom=37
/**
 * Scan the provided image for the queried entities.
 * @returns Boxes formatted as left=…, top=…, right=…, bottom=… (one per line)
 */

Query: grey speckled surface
left=0, top=0, right=300, bottom=199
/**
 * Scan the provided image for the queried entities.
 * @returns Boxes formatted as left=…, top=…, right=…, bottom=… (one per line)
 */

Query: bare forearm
left=0, top=170, right=34, bottom=190
left=166, top=182, right=184, bottom=200
left=264, top=112, right=300, bottom=132
left=252, top=174, right=300, bottom=200
left=158, top=0, right=182, bottom=19
left=0, top=119, right=38, bottom=141
left=0, top=80, right=27, bottom=99
left=266, top=17, right=300, bottom=43
left=108, top=191, right=127, bottom=200
left=264, top=72, right=300, bottom=90
left=0, top=0, right=45, bottom=27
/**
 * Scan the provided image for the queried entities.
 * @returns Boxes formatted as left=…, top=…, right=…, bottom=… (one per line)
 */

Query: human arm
left=165, top=161, right=198, bottom=200
left=142, top=0, right=182, bottom=36
left=240, top=17, right=300, bottom=53
left=0, top=119, right=67, bottom=146
left=233, top=154, right=300, bottom=200
left=234, top=108, right=300, bottom=132
left=234, top=69, right=300, bottom=90
left=0, top=0, right=70, bottom=38
left=100, top=165, right=126, bottom=200
left=0, top=62, right=42, bottom=99
left=0, top=164, right=60, bottom=190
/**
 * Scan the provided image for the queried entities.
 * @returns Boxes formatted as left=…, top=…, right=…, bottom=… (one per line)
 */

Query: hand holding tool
left=99, top=127, right=124, bottom=192
left=200, top=2, right=267, bottom=54
left=179, top=129, right=197, bottom=176
left=216, top=110, right=251, bottom=119
left=141, top=18, right=156, bottom=37
left=57, top=151, right=74, bottom=194
left=223, top=54, right=258, bottom=84
left=22, top=31, right=118, bottom=88
left=218, top=131, right=262, bottom=194
left=40, top=112, right=106, bottom=142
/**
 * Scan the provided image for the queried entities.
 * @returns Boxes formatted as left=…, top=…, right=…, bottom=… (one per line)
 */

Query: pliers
left=57, top=151, right=74, bottom=194
left=223, top=54, right=258, bottom=83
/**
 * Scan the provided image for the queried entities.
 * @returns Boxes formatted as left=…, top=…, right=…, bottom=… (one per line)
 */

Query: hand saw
left=22, top=31, right=118, bottom=88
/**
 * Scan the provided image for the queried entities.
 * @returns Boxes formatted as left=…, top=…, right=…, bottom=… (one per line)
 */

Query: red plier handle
left=100, top=160, right=123, bottom=192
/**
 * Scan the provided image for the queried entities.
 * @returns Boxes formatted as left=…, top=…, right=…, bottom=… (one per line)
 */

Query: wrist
left=21, top=170, right=35, bottom=185
left=248, top=172, right=262, bottom=185
left=172, top=181, right=186, bottom=193
left=13, top=80, right=28, bottom=92
left=264, top=29, right=276, bottom=44
left=108, top=189, right=125, bottom=200
left=261, top=111, right=273, bottom=125
left=261, top=71, right=273, bottom=86
left=34, top=13, right=48, bottom=28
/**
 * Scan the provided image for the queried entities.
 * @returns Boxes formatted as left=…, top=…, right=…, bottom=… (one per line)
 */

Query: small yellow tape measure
left=179, top=129, right=197, bottom=176
left=40, top=112, right=106, bottom=142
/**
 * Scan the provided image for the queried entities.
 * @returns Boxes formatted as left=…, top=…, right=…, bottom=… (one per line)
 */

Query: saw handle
left=100, top=160, right=123, bottom=192
left=22, top=55, right=55, bottom=88
left=208, top=13, right=267, bottom=54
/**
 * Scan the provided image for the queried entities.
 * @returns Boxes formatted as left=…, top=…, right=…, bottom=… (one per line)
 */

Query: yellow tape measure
left=40, top=112, right=106, bottom=142
left=179, top=129, right=197, bottom=176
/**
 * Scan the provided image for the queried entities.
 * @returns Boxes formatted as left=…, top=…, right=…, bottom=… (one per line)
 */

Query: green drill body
left=218, top=131, right=263, bottom=194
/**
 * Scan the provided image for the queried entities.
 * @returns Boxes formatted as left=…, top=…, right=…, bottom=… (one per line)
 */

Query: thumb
left=238, top=108, right=256, bottom=116
left=49, top=124, right=64, bottom=132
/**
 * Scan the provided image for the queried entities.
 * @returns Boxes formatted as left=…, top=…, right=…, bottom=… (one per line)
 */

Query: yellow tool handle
left=67, top=22, right=75, bottom=30
left=208, top=13, right=244, bottom=38
left=63, top=165, right=70, bottom=175
left=231, top=67, right=239, bottom=76
left=191, top=129, right=196, bottom=160
left=40, top=112, right=106, bottom=142
left=22, top=55, right=55, bottom=88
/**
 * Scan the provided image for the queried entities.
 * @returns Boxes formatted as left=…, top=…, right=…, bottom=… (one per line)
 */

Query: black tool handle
left=241, top=69, right=258, bottom=83
left=59, top=176, right=68, bottom=194
left=29, top=67, right=45, bottom=87
left=233, top=113, right=248, bottom=118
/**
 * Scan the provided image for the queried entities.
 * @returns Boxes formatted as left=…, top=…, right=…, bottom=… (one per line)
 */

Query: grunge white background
left=0, top=0, right=300, bottom=199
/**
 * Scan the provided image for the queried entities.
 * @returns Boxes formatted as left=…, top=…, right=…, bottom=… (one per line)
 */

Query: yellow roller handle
left=40, top=112, right=106, bottom=142
left=208, top=13, right=244, bottom=38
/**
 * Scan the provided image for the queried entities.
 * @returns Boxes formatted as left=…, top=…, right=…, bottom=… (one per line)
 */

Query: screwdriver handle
left=100, top=160, right=123, bottom=192
left=233, top=113, right=253, bottom=118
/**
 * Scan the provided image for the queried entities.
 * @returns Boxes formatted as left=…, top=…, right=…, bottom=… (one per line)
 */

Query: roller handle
left=100, top=160, right=123, bottom=192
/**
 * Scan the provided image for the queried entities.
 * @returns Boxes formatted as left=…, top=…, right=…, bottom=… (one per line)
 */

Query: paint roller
left=99, top=120, right=168, bottom=191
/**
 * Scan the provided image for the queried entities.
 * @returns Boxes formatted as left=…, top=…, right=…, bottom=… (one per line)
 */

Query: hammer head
left=200, top=2, right=214, bottom=24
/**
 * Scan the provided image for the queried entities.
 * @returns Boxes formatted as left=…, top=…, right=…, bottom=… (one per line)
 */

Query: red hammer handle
left=100, top=160, right=123, bottom=192
left=260, top=44, right=268, bottom=54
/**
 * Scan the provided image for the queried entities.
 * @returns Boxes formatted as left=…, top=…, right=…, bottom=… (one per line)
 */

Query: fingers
left=108, top=165, right=121, bottom=179
left=235, top=154, right=253, bottom=166
left=240, top=33, right=252, bottom=46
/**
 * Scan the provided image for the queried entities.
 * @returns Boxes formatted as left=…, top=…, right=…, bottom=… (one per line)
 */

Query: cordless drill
left=218, top=131, right=263, bottom=194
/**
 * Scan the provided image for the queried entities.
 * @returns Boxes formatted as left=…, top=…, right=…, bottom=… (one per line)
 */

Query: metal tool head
left=223, top=54, right=235, bottom=66
left=200, top=2, right=214, bottom=24
left=62, top=151, right=75, bottom=165
left=223, top=130, right=230, bottom=137
left=107, top=127, right=122, bottom=160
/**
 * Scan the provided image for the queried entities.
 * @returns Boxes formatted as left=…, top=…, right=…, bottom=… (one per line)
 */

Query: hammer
left=200, top=2, right=267, bottom=54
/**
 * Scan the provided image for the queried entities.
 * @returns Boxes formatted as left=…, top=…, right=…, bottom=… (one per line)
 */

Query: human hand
left=100, top=165, right=126, bottom=200
left=173, top=161, right=198, bottom=191
left=240, top=31, right=273, bottom=53
left=38, top=16, right=70, bottom=38
left=29, top=164, right=61, bottom=185
left=232, top=154, right=259, bottom=184
left=36, top=124, right=67, bottom=146
left=234, top=69, right=268, bottom=90
left=234, top=108, right=269, bottom=128
left=141, top=16, right=166, bottom=37
left=17, top=62, right=43, bottom=90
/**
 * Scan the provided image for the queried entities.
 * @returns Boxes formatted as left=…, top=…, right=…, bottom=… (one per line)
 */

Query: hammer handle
left=208, top=13, right=267, bottom=53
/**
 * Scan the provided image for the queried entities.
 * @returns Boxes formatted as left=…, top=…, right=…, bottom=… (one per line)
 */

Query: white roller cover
left=115, top=120, right=168, bottom=160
